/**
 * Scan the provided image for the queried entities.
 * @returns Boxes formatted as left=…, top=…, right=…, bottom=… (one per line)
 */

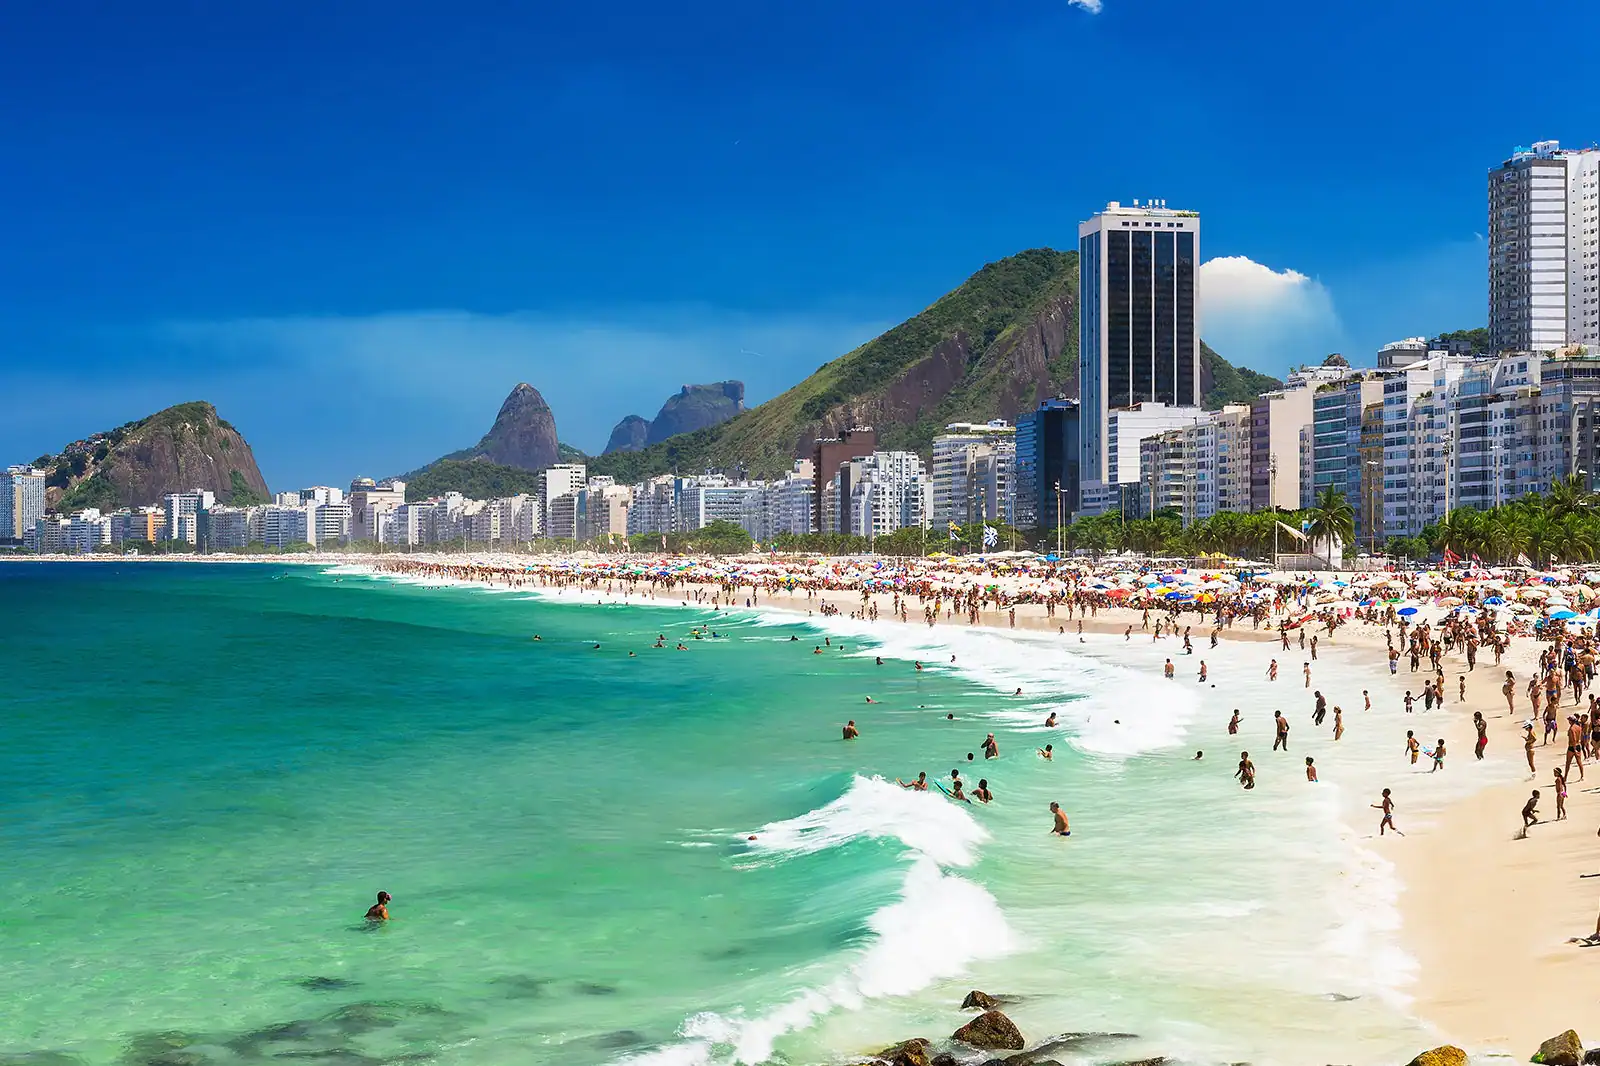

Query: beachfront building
left=1452, top=354, right=1542, bottom=512
left=1377, top=337, right=1430, bottom=369
left=1533, top=349, right=1600, bottom=491
left=676, top=475, right=760, bottom=533
left=1081, top=402, right=1205, bottom=516
left=626, top=475, right=680, bottom=537
left=300, top=486, right=344, bottom=507
left=930, top=421, right=1015, bottom=527
left=1013, top=398, right=1080, bottom=530
left=539, top=464, right=586, bottom=517
left=1381, top=352, right=1470, bottom=537
left=1488, top=141, right=1600, bottom=353
left=1249, top=385, right=1316, bottom=513
left=385, top=502, right=429, bottom=548
left=581, top=483, right=632, bottom=542
left=162, top=490, right=215, bottom=544
left=205, top=506, right=251, bottom=550
left=1356, top=402, right=1386, bottom=553
left=2, top=466, right=46, bottom=544
left=811, top=427, right=876, bottom=533
left=1137, top=404, right=1251, bottom=522
left=110, top=507, right=163, bottom=545
left=1077, top=201, right=1200, bottom=493
left=1312, top=373, right=1386, bottom=542
left=64, top=510, right=111, bottom=553
left=25, top=516, right=68, bottom=553
left=740, top=462, right=815, bottom=542
left=310, top=500, right=352, bottom=547
left=348, top=478, right=407, bottom=543
left=257, top=505, right=313, bottom=550
left=835, top=451, right=930, bottom=539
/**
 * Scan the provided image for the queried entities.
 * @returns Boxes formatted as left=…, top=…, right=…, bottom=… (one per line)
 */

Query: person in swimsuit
left=1228, top=710, right=1241, bottom=734
left=973, top=779, right=993, bottom=803
left=1503, top=671, right=1517, bottom=715
left=1474, top=712, right=1488, bottom=760
left=1554, top=769, right=1568, bottom=820
left=842, top=720, right=859, bottom=740
left=1526, top=722, right=1538, bottom=775
left=1406, top=731, right=1420, bottom=765
left=1522, top=790, right=1540, bottom=830
left=1333, top=706, right=1344, bottom=741
left=1049, top=802, right=1070, bottom=836
left=898, top=772, right=928, bottom=791
left=1566, top=716, right=1587, bottom=781
left=1373, top=789, right=1401, bottom=835
left=1305, top=757, right=1318, bottom=782
left=1235, top=751, right=1255, bottom=790
left=1044, top=712, right=1057, bottom=727
left=365, top=892, right=392, bottom=922
left=1037, top=744, right=1053, bottom=760
left=1273, top=711, right=1289, bottom=752
left=950, top=779, right=972, bottom=803
left=982, top=734, right=999, bottom=759
left=1431, top=738, right=1446, bottom=772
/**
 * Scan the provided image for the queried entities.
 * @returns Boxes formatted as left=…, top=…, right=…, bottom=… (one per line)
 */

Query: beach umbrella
left=1484, top=596, right=1505, bottom=605
left=1398, top=606, right=1419, bottom=616
left=1550, top=608, right=1578, bottom=619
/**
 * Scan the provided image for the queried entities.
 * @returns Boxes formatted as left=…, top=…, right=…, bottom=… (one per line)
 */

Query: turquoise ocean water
left=0, top=563, right=1502, bottom=1066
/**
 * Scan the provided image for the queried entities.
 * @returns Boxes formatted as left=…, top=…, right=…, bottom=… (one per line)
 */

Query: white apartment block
left=582, top=484, right=632, bottom=541
left=1381, top=353, right=1470, bottom=537
left=677, top=476, right=760, bottom=533
left=206, top=506, right=251, bottom=550
left=162, top=490, right=215, bottom=544
left=257, top=505, right=312, bottom=550
left=838, top=451, right=931, bottom=538
left=3, top=465, right=46, bottom=542
left=930, top=421, right=1015, bottom=526
left=311, top=502, right=351, bottom=547
left=1080, top=403, right=1205, bottom=516
left=348, top=478, right=406, bottom=543
left=627, top=475, right=679, bottom=536
left=1137, top=404, right=1250, bottom=521
left=300, top=486, right=345, bottom=507
left=539, top=465, right=586, bottom=513
left=1489, top=141, right=1600, bottom=353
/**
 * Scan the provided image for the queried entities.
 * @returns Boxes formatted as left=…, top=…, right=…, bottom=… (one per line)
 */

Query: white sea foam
left=621, top=776, right=1014, bottom=1066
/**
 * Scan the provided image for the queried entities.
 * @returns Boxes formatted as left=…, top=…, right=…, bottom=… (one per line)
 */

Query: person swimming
left=365, top=891, right=391, bottom=922
left=973, top=778, right=994, bottom=803
left=1044, top=712, right=1058, bottom=727
left=1038, top=744, right=1053, bottom=760
left=898, top=772, right=928, bottom=791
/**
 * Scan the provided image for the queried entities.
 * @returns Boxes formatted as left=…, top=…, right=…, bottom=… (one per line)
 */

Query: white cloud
left=1069, top=0, right=1104, bottom=11
left=1198, top=255, right=1343, bottom=372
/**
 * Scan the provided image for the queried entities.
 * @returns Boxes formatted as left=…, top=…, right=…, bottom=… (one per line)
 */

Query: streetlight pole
left=1270, top=453, right=1279, bottom=567
left=1054, top=480, right=1063, bottom=557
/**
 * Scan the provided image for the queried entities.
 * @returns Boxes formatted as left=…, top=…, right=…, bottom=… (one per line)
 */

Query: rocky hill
left=422, top=383, right=562, bottom=473
left=603, top=381, right=747, bottom=454
left=37, top=402, right=270, bottom=513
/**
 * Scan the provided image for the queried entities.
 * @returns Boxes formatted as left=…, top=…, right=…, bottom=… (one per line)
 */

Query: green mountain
left=590, top=248, right=1082, bottom=482
left=37, top=401, right=270, bottom=513
left=403, top=459, right=544, bottom=502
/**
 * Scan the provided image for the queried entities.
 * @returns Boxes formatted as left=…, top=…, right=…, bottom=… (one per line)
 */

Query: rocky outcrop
left=962, top=990, right=1002, bottom=1011
left=647, top=381, right=746, bottom=444
left=1404, top=1048, right=1465, bottom=1066
left=952, top=1011, right=1024, bottom=1051
left=1535, top=1031, right=1584, bottom=1066
left=41, top=401, right=269, bottom=512
left=604, top=415, right=651, bottom=454
left=473, top=383, right=561, bottom=471
left=875, top=1038, right=931, bottom=1066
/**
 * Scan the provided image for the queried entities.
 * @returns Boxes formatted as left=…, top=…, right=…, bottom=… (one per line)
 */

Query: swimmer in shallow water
left=842, top=720, right=859, bottom=740
left=1049, top=802, right=1070, bottom=836
left=365, top=891, right=391, bottom=922
left=898, top=772, right=928, bottom=791
left=1038, top=744, right=1053, bottom=760
left=973, top=779, right=993, bottom=803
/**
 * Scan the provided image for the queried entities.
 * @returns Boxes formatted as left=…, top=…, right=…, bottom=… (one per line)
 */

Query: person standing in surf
left=1235, top=751, right=1255, bottom=790
left=1273, top=711, right=1290, bottom=752
left=842, top=720, right=859, bottom=740
left=1049, top=802, right=1070, bottom=836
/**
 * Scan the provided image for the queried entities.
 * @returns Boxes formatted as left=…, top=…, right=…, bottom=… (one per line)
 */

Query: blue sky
left=0, top=0, right=1594, bottom=488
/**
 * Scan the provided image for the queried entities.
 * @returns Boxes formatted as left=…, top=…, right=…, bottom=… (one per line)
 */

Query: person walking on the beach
left=1310, top=634, right=1318, bottom=660
left=1303, top=662, right=1312, bottom=689
left=1389, top=648, right=1400, bottom=675
left=1228, top=709, right=1241, bottom=735
left=1268, top=659, right=1279, bottom=681
left=1404, top=691, right=1415, bottom=714
left=1198, top=660, right=1207, bottom=683
left=1566, top=716, right=1587, bottom=781
left=1364, top=690, right=1372, bottom=712
left=1235, top=751, right=1256, bottom=789
left=1273, top=711, right=1290, bottom=751
left=1334, top=706, right=1344, bottom=741
left=1431, top=738, right=1446, bottom=773
left=1504, top=671, right=1517, bottom=715
left=1313, top=691, right=1326, bottom=727
left=1526, top=722, right=1538, bottom=775
left=1049, top=802, right=1070, bottom=836
left=1373, top=789, right=1402, bottom=835
left=1474, top=712, right=1488, bottom=761
left=1406, top=730, right=1420, bottom=765
left=1554, top=769, right=1568, bottom=820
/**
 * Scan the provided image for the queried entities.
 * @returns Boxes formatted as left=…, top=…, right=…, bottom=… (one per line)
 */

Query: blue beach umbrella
left=1551, top=609, right=1578, bottom=620
left=1398, top=606, right=1419, bottom=616
left=1484, top=596, right=1505, bottom=605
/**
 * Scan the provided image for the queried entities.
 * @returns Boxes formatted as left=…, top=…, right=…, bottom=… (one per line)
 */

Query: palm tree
left=1546, top=474, right=1594, bottom=520
left=1305, top=487, right=1355, bottom=562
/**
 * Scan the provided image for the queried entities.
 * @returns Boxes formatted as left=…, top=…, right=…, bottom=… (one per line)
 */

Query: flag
left=948, top=521, right=960, bottom=543
left=1516, top=552, right=1532, bottom=568
left=982, top=525, right=998, bottom=549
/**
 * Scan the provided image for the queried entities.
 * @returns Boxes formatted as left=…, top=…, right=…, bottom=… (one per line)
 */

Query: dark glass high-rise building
left=1078, top=201, right=1201, bottom=489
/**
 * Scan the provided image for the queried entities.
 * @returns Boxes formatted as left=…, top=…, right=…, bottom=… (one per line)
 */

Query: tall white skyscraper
left=1078, top=200, right=1201, bottom=487
left=1489, top=140, right=1600, bottom=353
left=3, top=466, right=46, bottom=542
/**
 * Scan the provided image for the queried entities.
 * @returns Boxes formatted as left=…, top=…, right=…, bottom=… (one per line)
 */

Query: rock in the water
left=604, top=415, right=651, bottom=454
left=298, top=977, right=358, bottom=992
left=930, top=1055, right=957, bottom=1066
left=875, top=1039, right=930, bottom=1066
left=952, top=1011, right=1025, bottom=1051
left=962, top=990, right=1002, bottom=1011
left=1405, top=1047, right=1466, bottom=1066
left=1535, top=1031, right=1585, bottom=1066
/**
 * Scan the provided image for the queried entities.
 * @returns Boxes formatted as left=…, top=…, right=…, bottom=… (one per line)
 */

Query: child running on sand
left=1373, top=789, right=1401, bottom=835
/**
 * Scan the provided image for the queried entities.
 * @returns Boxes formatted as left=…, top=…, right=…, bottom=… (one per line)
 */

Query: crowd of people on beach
left=365, top=552, right=1600, bottom=938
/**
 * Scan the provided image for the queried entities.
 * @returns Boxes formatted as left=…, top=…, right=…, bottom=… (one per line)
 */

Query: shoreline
left=16, top=551, right=1594, bottom=1061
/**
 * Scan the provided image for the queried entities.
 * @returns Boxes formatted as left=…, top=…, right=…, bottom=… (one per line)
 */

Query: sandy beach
left=13, top=549, right=1598, bottom=1060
